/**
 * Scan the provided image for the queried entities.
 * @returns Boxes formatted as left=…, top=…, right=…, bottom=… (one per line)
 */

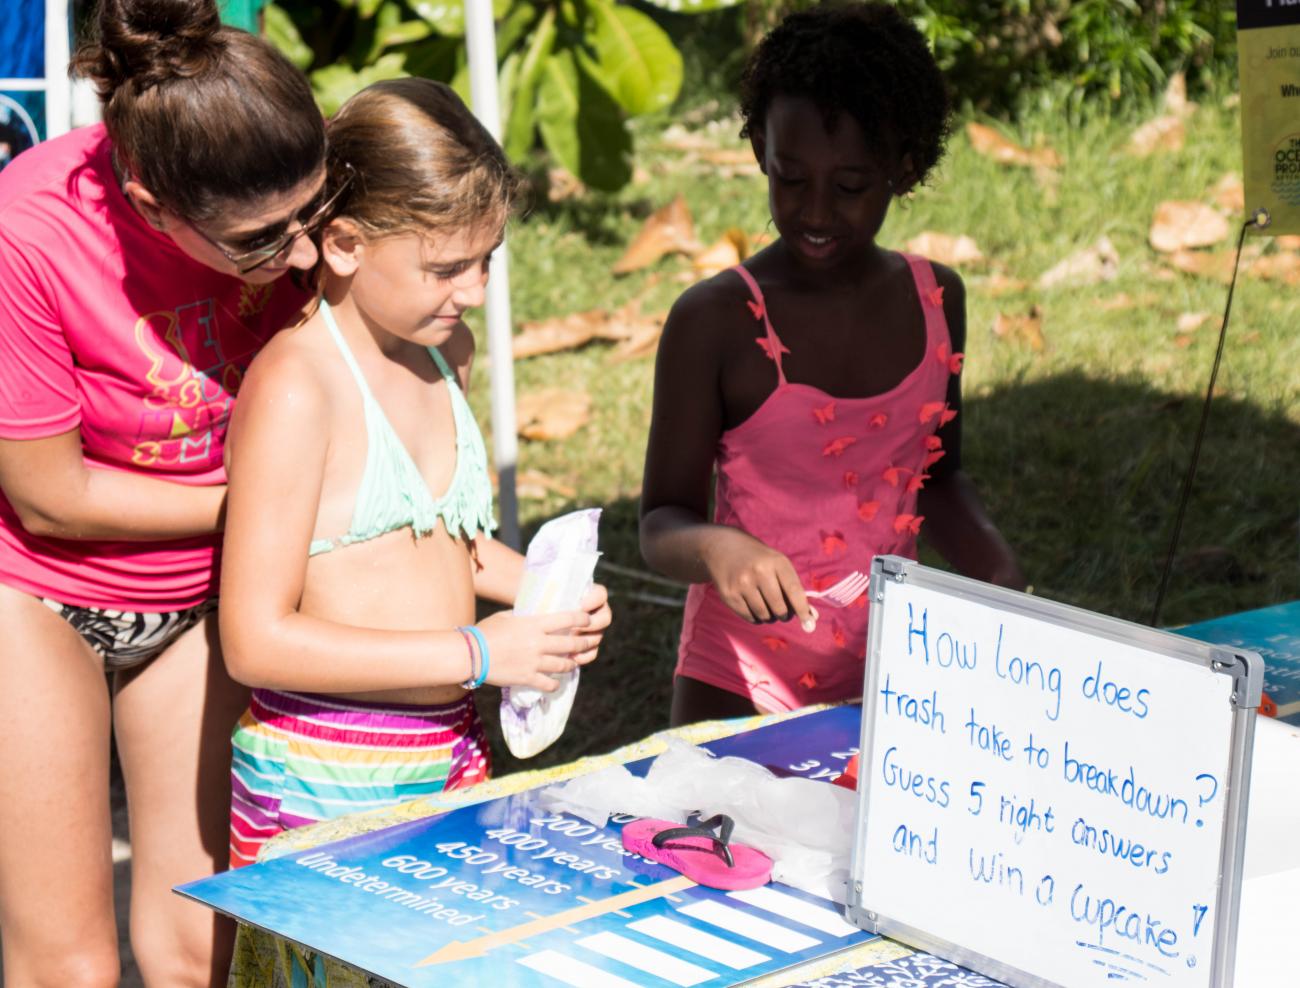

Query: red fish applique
left=868, top=412, right=888, bottom=430
left=927, top=285, right=944, bottom=307
left=923, top=449, right=946, bottom=469
left=831, top=620, right=847, bottom=648
left=937, top=341, right=950, bottom=363
left=822, top=436, right=857, bottom=457
left=798, top=671, right=818, bottom=690
left=882, top=465, right=910, bottom=487
left=812, top=401, right=836, bottom=424
left=808, top=574, right=835, bottom=592
left=842, top=470, right=858, bottom=490
left=925, top=435, right=943, bottom=451
left=906, top=473, right=930, bottom=493
left=857, top=500, right=881, bottom=522
left=893, top=514, right=925, bottom=535
left=918, top=401, right=945, bottom=424
left=919, top=402, right=957, bottom=425
left=948, top=351, right=965, bottom=374
left=820, top=530, right=847, bottom=556
left=755, top=336, right=790, bottom=361
left=761, top=636, right=789, bottom=652
left=747, top=298, right=765, bottom=321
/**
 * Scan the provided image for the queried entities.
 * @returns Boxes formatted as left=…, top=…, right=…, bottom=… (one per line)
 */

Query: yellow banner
left=1239, top=2, right=1300, bottom=235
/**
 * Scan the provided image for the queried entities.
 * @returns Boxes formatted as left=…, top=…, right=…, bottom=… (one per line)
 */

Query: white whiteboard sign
left=847, top=558, right=1261, bottom=988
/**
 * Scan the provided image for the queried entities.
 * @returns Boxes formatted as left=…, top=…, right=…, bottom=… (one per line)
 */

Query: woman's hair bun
left=74, top=0, right=225, bottom=97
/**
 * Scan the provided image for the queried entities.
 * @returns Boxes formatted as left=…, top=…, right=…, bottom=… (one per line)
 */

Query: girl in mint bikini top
left=217, top=79, right=612, bottom=840
left=640, top=2, right=1025, bottom=727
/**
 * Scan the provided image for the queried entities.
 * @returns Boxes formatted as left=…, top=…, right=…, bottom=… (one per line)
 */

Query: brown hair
left=72, top=0, right=325, bottom=222
left=325, top=77, right=522, bottom=241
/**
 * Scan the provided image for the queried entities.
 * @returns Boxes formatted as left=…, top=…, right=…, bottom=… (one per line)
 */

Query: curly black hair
left=739, top=2, right=951, bottom=186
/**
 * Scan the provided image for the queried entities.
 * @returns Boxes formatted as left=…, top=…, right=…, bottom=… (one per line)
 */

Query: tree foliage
left=265, top=0, right=741, bottom=191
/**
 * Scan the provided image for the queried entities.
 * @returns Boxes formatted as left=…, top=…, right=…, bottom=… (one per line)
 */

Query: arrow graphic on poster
left=414, top=875, right=696, bottom=966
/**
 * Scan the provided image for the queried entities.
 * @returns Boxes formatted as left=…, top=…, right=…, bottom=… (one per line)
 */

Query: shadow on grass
left=482, top=369, right=1300, bottom=775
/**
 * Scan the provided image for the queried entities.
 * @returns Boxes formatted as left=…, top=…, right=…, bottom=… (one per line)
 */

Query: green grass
left=470, top=93, right=1300, bottom=775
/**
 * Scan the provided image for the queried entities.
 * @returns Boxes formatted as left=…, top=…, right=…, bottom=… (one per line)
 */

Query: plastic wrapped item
left=538, top=737, right=857, bottom=900
left=499, top=509, right=601, bottom=758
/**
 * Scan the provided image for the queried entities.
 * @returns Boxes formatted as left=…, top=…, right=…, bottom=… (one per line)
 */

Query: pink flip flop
left=621, top=813, right=773, bottom=890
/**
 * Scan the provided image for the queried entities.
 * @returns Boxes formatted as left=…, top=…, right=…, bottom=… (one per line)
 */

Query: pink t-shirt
left=0, top=125, right=309, bottom=609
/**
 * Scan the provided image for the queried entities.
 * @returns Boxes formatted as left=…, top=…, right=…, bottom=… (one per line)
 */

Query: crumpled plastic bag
left=499, top=509, right=601, bottom=758
left=538, top=737, right=857, bottom=901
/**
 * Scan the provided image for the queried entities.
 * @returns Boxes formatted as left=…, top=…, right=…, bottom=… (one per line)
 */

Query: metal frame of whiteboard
left=844, top=556, right=1262, bottom=988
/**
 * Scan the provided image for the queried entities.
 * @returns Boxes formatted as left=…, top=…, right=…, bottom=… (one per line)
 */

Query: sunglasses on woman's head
left=189, top=162, right=356, bottom=274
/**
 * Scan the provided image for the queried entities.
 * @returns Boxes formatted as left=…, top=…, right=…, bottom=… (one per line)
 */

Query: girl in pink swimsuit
left=640, top=2, right=1025, bottom=725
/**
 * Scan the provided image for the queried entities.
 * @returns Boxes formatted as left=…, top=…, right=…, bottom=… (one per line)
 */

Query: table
left=225, top=707, right=1300, bottom=988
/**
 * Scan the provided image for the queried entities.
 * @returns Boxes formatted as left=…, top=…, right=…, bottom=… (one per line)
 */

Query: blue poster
left=0, top=92, right=44, bottom=167
left=1, top=1, right=51, bottom=168
left=0, top=2, right=45, bottom=80
left=1175, top=599, right=1300, bottom=724
left=181, top=707, right=874, bottom=987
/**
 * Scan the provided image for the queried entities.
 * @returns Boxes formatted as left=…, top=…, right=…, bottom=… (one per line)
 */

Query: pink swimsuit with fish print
left=676, top=256, right=962, bottom=711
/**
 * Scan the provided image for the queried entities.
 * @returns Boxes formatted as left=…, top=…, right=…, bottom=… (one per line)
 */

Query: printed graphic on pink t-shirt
left=0, top=125, right=309, bottom=609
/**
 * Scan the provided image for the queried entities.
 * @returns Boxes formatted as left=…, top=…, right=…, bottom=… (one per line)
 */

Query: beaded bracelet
left=457, top=627, right=479, bottom=690
left=463, top=624, right=490, bottom=688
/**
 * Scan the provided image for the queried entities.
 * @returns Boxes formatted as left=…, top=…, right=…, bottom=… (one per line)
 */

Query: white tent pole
left=44, top=0, right=71, bottom=137
left=463, top=0, right=520, bottom=550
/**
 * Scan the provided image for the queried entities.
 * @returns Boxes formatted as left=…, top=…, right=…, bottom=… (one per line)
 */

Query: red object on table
left=833, top=753, right=859, bottom=790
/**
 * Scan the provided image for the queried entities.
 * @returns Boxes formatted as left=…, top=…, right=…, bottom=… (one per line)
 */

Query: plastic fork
left=804, top=570, right=870, bottom=608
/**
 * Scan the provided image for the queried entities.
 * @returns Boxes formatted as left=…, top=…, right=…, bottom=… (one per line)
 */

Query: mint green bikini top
left=308, top=300, right=496, bottom=556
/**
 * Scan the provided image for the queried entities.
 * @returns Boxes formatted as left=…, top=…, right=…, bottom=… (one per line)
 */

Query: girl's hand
left=571, top=583, right=612, bottom=666
left=703, top=528, right=816, bottom=632
left=476, top=608, right=601, bottom=693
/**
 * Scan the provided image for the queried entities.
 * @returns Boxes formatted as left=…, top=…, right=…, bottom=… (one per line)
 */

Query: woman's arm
left=219, top=346, right=594, bottom=694
left=0, top=431, right=227, bottom=540
left=919, top=265, right=1025, bottom=589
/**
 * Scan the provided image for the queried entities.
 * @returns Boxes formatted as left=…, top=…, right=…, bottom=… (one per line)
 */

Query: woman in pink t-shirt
left=640, top=4, right=1026, bottom=727
left=0, top=1, right=328, bottom=984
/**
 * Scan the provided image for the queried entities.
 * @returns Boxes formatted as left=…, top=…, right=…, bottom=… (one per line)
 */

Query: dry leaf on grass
left=973, top=272, right=1029, bottom=297
left=1210, top=173, right=1245, bottom=214
left=512, top=293, right=663, bottom=360
left=1149, top=201, right=1230, bottom=253
left=1173, top=311, right=1212, bottom=348
left=516, top=390, right=591, bottom=441
left=692, top=228, right=750, bottom=280
left=966, top=122, right=1061, bottom=169
left=512, top=311, right=607, bottom=360
left=612, top=195, right=702, bottom=275
left=516, top=469, right=577, bottom=500
left=1128, top=115, right=1184, bottom=157
left=1166, top=249, right=1235, bottom=284
left=992, top=305, right=1045, bottom=351
left=1099, top=292, right=1147, bottom=311
left=905, top=231, right=985, bottom=267
left=607, top=322, right=665, bottom=364
left=1249, top=251, right=1300, bottom=285
left=1037, top=236, right=1119, bottom=288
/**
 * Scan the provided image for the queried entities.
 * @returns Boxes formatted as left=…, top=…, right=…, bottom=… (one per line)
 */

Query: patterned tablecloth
left=227, top=706, right=1000, bottom=988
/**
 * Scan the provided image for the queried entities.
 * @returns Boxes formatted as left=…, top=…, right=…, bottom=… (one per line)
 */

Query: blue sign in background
left=181, top=707, right=873, bottom=987
left=1177, top=600, right=1299, bottom=723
